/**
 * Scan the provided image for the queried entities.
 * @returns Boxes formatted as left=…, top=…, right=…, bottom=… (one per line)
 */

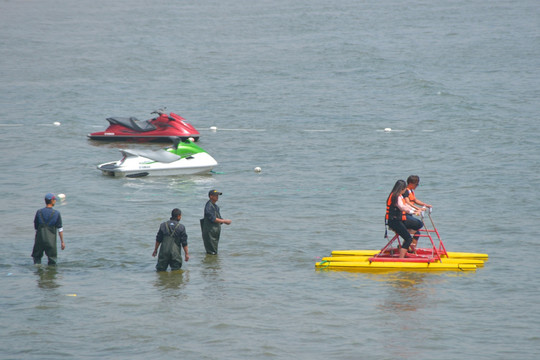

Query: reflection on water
left=200, top=254, right=223, bottom=284
left=154, top=269, right=189, bottom=297
left=34, top=266, right=60, bottom=290
left=366, top=272, right=449, bottom=359
left=201, top=254, right=222, bottom=272
left=200, top=254, right=226, bottom=301
left=375, top=272, right=430, bottom=312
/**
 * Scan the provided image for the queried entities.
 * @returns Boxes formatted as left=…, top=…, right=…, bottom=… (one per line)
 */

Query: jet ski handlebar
left=151, top=108, right=167, bottom=116
left=150, top=108, right=176, bottom=122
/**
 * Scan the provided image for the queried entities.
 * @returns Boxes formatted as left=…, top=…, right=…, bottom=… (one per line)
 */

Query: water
left=1, top=0, right=539, bottom=358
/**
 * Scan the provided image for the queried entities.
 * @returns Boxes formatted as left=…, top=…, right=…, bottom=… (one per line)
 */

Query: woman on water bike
left=385, top=180, right=422, bottom=258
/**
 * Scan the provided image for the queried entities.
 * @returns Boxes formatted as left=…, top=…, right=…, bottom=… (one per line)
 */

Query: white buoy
left=53, top=121, right=61, bottom=126
left=210, top=126, right=217, bottom=131
left=384, top=127, right=392, bottom=132
left=254, top=167, right=262, bottom=173
left=188, top=137, right=195, bottom=142
left=57, top=193, right=66, bottom=201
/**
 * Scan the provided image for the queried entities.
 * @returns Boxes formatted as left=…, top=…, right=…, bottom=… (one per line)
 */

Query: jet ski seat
left=120, top=149, right=182, bottom=163
left=106, top=117, right=157, bottom=132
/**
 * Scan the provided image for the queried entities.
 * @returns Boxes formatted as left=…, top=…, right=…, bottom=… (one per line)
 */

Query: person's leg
left=205, top=225, right=221, bottom=254
left=404, top=215, right=423, bottom=250
left=156, top=251, right=170, bottom=271
left=45, top=244, right=57, bottom=265
left=169, top=245, right=183, bottom=270
left=32, top=238, right=44, bottom=264
left=389, top=219, right=413, bottom=258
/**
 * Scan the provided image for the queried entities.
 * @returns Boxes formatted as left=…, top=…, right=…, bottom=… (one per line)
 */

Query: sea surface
left=1, top=0, right=539, bottom=359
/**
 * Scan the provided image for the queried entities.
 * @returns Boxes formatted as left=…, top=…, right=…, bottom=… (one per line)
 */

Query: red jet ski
left=88, top=109, right=200, bottom=142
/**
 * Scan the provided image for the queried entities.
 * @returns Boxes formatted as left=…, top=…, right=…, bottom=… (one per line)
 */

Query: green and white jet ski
left=97, top=138, right=217, bottom=177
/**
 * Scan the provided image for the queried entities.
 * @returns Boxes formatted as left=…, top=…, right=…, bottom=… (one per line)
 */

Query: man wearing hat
left=32, top=193, right=65, bottom=265
left=201, top=190, right=232, bottom=254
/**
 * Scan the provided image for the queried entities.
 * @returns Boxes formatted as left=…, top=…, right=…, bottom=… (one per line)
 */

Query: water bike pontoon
left=97, top=137, right=217, bottom=178
left=316, top=209, right=488, bottom=272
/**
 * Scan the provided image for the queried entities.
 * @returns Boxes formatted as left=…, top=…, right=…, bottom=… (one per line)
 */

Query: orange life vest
left=404, top=188, right=416, bottom=203
left=385, top=193, right=406, bottom=222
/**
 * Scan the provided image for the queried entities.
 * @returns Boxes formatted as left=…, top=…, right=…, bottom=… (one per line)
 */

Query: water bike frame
left=372, top=209, right=448, bottom=263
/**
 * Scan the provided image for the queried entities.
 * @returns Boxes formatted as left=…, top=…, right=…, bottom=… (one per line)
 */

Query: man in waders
left=152, top=208, right=189, bottom=271
left=201, top=190, right=231, bottom=255
left=32, top=193, right=65, bottom=265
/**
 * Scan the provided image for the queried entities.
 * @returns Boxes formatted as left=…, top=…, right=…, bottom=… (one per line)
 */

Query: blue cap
left=45, top=193, right=56, bottom=201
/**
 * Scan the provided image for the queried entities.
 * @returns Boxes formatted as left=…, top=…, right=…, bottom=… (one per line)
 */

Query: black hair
left=171, top=208, right=182, bottom=219
left=389, top=180, right=407, bottom=206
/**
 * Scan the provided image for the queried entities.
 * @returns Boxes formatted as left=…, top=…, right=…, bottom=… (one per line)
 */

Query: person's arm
left=183, top=245, right=189, bottom=262
left=397, top=196, right=418, bottom=215
left=59, top=229, right=65, bottom=250
left=205, top=203, right=231, bottom=225
left=403, top=191, right=412, bottom=206
left=152, top=241, right=160, bottom=257
left=34, top=211, right=39, bottom=230
left=215, top=218, right=232, bottom=225
left=179, top=227, right=189, bottom=261
left=153, top=227, right=163, bottom=257
left=56, top=213, right=65, bottom=250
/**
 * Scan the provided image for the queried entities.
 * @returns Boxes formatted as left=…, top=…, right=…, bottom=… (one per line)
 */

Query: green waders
left=201, top=218, right=221, bottom=255
left=156, top=222, right=183, bottom=271
left=32, top=224, right=58, bottom=265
